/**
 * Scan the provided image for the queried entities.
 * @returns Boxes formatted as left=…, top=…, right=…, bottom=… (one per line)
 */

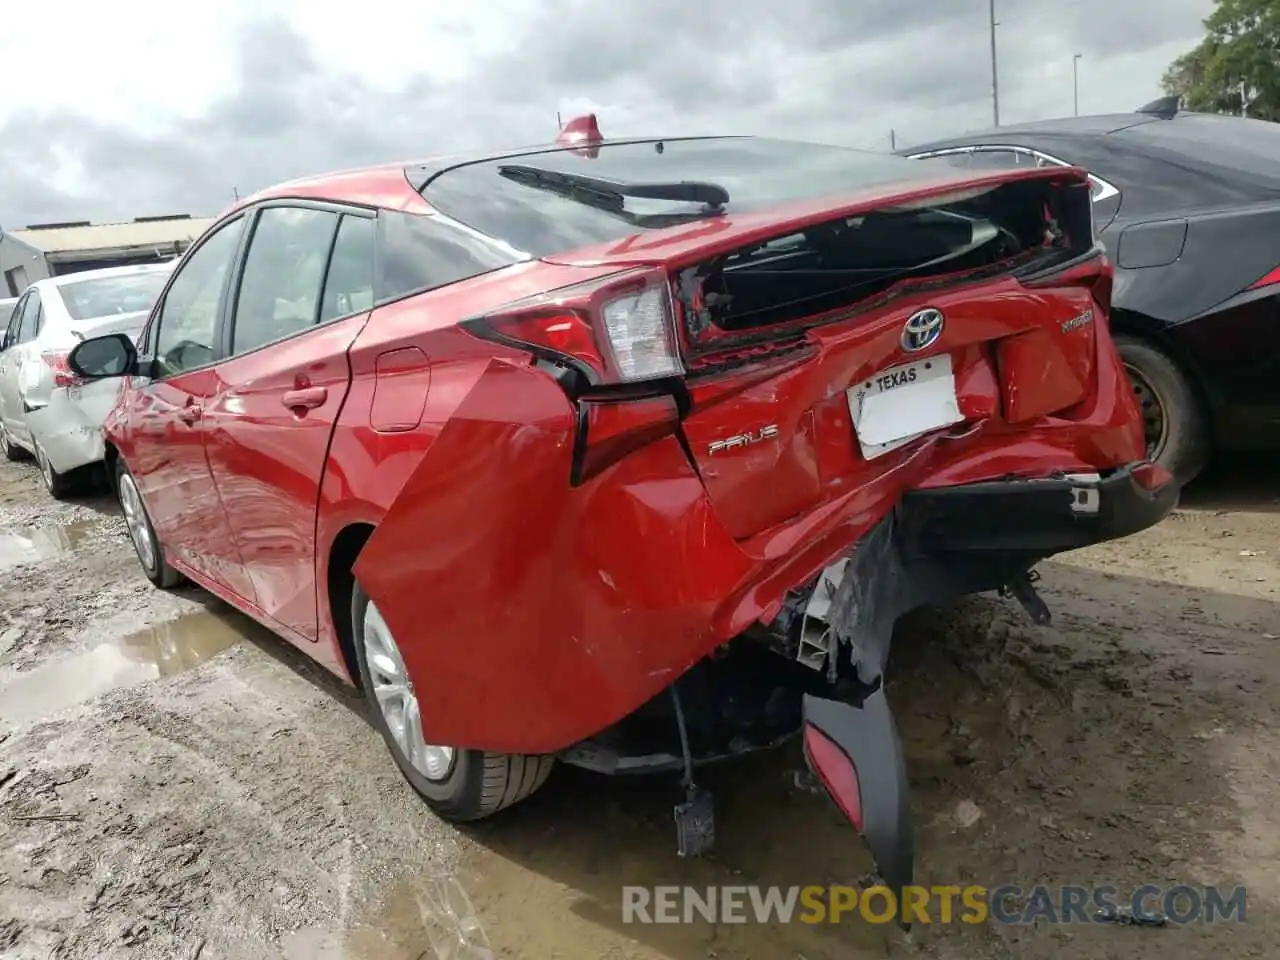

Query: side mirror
left=68, top=333, right=137, bottom=380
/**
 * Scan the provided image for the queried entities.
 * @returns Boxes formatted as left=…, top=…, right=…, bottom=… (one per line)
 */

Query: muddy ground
left=0, top=452, right=1277, bottom=960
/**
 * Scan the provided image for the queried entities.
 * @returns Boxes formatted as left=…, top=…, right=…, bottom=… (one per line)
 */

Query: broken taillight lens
left=462, top=268, right=684, bottom=387
left=41, top=351, right=84, bottom=389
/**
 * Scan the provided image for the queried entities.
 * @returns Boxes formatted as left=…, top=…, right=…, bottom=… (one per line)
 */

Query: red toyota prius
left=67, top=115, right=1177, bottom=900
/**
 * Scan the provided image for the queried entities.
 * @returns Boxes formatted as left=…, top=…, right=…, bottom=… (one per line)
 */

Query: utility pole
left=232, top=186, right=240, bottom=202
left=989, top=0, right=1000, bottom=126
left=556, top=111, right=562, bottom=128
left=890, top=129, right=896, bottom=151
left=1073, top=54, right=1082, bottom=116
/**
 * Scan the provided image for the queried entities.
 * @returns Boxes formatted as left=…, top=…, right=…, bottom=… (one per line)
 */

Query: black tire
left=114, top=458, right=183, bottom=588
left=351, top=581, right=554, bottom=821
left=0, top=423, right=30, bottom=462
left=34, top=440, right=77, bottom=501
left=1114, top=334, right=1211, bottom=485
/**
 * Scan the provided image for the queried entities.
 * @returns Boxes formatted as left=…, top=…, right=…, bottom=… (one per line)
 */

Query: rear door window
left=2, top=295, right=26, bottom=350
left=319, top=215, right=376, bottom=323
left=17, top=292, right=42, bottom=343
left=229, top=206, right=339, bottom=356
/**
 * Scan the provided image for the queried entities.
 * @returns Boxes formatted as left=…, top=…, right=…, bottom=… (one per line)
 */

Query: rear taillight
left=42, top=352, right=84, bottom=389
left=1022, top=250, right=1114, bottom=318
left=572, top=393, right=681, bottom=485
left=464, top=269, right=687, bottom=485
left=462, top=268, right=684, bottom=387
left=803, top=725, right=864, bottom=832
left=1248, top=265, right=1280, bottom=291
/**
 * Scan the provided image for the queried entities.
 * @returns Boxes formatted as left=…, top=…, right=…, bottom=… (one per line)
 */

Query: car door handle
left=282, top=386, right=328, bottom=411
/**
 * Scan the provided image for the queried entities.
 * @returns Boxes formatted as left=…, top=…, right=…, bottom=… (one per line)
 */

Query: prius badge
left=900, top=308, right=944, bottom=352
left=708, top=424, right=779, bottom=455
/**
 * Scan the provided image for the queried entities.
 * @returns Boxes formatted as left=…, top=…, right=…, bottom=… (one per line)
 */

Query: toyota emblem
left=900, top=308, right=945, bottom=352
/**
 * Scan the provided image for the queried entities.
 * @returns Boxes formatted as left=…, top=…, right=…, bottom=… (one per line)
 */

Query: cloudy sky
left=0, top=0, right=1214, bottom=228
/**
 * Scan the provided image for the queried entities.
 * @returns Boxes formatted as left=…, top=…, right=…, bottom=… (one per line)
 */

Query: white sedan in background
left=0, top=262, right=173, bottom=498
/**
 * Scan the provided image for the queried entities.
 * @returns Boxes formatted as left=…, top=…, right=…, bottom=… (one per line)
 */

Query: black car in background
left=902, top=99, right=1280, bottom=483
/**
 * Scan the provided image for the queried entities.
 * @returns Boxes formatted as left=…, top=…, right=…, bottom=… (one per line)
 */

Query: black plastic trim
left=895, top=465, right=1178, bottom=556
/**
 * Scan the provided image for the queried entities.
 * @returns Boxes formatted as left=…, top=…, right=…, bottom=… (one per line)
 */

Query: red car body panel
left=350, top=270, right=1143, bottom=754
left=202, top=313, right=372, bottom=641
left=97, top=140, right=1158, bottom=760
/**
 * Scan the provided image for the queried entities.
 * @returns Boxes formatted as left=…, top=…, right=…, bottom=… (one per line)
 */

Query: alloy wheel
left=117, top=473, right=157, bottom=571
left=362, top=600, right=455, bottom=782
left=35, top=444, right=54, bottom=490
left=1124, top=363, right=1168, bottom=462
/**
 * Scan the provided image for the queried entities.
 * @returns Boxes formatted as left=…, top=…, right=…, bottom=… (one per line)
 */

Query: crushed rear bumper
left=803, top=461, right=1177, bottom=919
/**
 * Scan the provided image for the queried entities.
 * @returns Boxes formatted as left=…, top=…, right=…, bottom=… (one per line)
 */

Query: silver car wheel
left=117, top=472, right=156, bottom=571
left=363, top=599, right=455, bottom=782
left=35, top=443, right=54, bottom=489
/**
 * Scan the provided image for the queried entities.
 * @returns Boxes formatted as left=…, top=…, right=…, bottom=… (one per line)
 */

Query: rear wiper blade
left=494, top=163, right=727, bottom=209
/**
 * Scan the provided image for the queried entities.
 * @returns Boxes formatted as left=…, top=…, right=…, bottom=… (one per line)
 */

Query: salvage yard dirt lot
left=0, top=454, right=1277, bottom=960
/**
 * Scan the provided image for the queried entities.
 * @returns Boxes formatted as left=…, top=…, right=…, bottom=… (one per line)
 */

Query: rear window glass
left=57, top=271, right=169, bottom=322
left=422, top=138, right=935, bottom=258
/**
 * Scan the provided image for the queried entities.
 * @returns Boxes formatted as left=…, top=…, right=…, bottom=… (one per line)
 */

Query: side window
left=319, top=215, right=376, bottom=324
left=154, top=217, right=246, bottom=378
left=376, top=210, right=515, bottom=304
left=966, top=149, right=1026, bottom=170
left=230, top=206, right=339, bottom=356
left=1, top=296, right=26, bottom=350
left=17, top=292, right=42, bottom=343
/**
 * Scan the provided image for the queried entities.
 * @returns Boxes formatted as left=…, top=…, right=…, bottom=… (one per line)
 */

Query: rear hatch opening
left=673, top=175, right=1098, bottom=369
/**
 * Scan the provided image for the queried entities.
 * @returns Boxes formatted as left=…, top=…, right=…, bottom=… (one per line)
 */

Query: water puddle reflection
left=282, top=877, right=494, bottom=960
left=0, top=611, right=243, bottom=725
left=0, top=520, right=99, bottom=572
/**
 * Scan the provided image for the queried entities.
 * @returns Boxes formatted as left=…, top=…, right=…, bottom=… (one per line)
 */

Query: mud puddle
left=0, top=610, right=242, bottom=725
left=0, top=519, right=98, bottom=572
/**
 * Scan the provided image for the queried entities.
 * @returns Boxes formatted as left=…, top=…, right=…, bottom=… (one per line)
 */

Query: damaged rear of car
left=351, top=124, right=1177, bottom=907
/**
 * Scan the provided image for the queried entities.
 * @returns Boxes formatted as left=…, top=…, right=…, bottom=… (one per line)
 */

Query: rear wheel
left=1115, top=334, right=1210, bottom=485
left=351, top=582, right=554, bottom=821
left=115, top=459, right=182, bottom=588
left=34, top=440, right=77, bottom=501
left=0, top=423, right=30, bottom=462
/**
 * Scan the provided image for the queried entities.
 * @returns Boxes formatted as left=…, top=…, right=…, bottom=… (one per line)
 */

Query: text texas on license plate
left=848, top=353, right=964, bottom=460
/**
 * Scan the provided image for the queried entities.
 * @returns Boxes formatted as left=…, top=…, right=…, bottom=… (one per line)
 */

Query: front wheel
left=1115, top=334, right=1211, bottom=485
left=115, top=459, right=183, bottom=588
left=351, top=583, right=554, bottom=821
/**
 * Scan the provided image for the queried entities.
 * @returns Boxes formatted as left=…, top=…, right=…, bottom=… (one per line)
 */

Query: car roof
left=900, top=110, right=1228, bottom=154
left=234, top=135, right=774, bottom=211
left=46, top=261, right=176, bottom=288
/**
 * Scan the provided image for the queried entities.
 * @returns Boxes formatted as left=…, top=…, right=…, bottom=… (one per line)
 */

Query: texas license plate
left=847, top=353, right=964, bottom=460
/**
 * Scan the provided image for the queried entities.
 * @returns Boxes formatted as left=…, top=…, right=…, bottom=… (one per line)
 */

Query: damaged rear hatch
left=422, top=137, right=1104, bottom=540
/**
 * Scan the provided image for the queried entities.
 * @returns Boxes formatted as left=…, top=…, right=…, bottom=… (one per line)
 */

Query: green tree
left=1161, top=0, right=1280, bottom=121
